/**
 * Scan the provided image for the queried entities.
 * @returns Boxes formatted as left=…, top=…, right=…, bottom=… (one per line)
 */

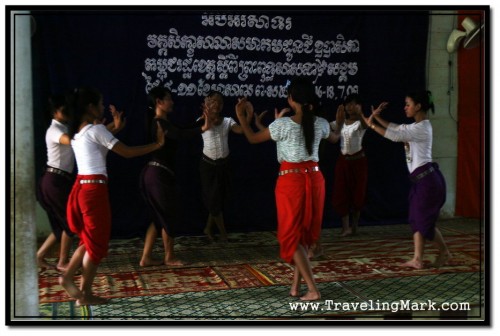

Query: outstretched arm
left=326, top=131, right=340, bottom=144
left=254, top=110, right=268, bottom=131
left=111, top=120, right=165, bottom=158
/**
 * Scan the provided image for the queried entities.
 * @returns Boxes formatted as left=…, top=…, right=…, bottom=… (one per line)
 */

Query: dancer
left=235, top=77, right=340, bottom=301
left=330, top=94, right=388, bottom=236
left=36, top=94, right=75, bottom=271
left=255, top=107, right=328, bottom=259
left=200, top=91, right=243, bottom=243
left=139, top=87, right=210, bottom=267
left=60, top=87, right=165, bottom=305
left=366, top=90, right=450, bottom=269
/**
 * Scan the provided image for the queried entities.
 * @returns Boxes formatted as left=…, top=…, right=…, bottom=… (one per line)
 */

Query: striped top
left=268, top=116, right=330, bottom=163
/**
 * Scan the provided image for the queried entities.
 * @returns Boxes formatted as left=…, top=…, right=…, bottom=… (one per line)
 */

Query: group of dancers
left=36, top=77, right=450, bottom=304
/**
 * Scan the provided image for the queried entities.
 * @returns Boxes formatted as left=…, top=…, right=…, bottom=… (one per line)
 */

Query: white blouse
left=201, top=117, right=236, bottom=160
left=71, top=124, right=119, bottom=176
left=45, top=119, right=75, bottom=173
left=384, top=120, right=433, bottom=173
left=330, top=120, right=366, bottom=155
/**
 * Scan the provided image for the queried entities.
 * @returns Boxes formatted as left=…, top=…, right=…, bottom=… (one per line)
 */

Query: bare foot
left=430, top=252, right=452, bottom=268
left=165, top=258, right=184, bottom=266
left=56, top=263, right=69, bottom=272
left=58, top=275, right=83, bottom=300
left=340, top=228, right=352, bottom=237
left=400, top=259, right=424, bottom=269
left=203, top=227, right=215, bottom=241
left=308, top=244, right=324, bottom=259
left=139, top=256, right=164, bottom=267
left=289, top=288, right=301, bottom=297
left=300, top=291, right=321, bottom=301
left=38, top=258, right=54, bottom=270
left=77, top=294, right=109, bottom=306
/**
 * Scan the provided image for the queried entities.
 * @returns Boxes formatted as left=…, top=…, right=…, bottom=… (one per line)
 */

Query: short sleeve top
left=71, top=124, right=119, bottom=176
left=45, top=119, right=75, bottom=173
left=268, top=116, right=330, bottom=163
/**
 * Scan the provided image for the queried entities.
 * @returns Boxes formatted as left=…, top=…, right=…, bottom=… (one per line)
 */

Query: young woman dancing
left=366, top=90, right=450, bottom=269
left=235, top=77, right=340, bottom=301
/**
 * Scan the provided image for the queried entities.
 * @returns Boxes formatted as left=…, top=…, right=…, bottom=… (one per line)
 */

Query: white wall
left=36, top=203, right=51, bottom=237
left=427, top=11, right=459, bottom=218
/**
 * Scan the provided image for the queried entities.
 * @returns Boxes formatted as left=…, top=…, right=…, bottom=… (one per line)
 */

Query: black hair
left=287, top=77, right=318, bottom=155
left=147, top=87, right=173, bottom=110
left=206, top=90, right=224, bottom=99
left=145, top=86, right=173, bottom=140
left=48, top=94, right=67, bottom=117
left=66, top=87, right=102, bottom=138
left=344, top=93, right=363, bottom=106
left=406, top=90, right=435, bottom=114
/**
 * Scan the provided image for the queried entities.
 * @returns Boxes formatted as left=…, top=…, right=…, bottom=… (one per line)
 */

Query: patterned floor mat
left=37, top=219, right=485, bottom=320
left=39, top=272, right=482, bottom=320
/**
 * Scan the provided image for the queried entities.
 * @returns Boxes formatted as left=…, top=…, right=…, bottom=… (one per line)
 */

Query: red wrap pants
left=66, top=174, right=111, bottom=264
left=275, top=161, right=325, bottom=263
left=332, top=151, right=368, bottom=216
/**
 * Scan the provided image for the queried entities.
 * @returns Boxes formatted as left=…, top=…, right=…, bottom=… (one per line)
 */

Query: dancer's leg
left=77, top=252, right=108, bottom=305
left=203, top=214, right=215, bottom=242
left=430, top=228, right=451, bottom=268
left=340, top=215, right=352, bottom=236
left=162, top=229, right=183, bottom=266
left=290, top=266, right=302, bottom=297
left=400, top=232, right=424, bottom=269
left=140, top=223, right=163, bottom=267
left=59, top=244, right=86, bottom=301
left=213, top=212, right=228, bottom=242
left=37, top=233, right=57, bottom=269
left=56, top=232, right=73, bottom=272
left=308, top=239, right=324, bottom=259
left=293, top=245, right=320, bottom=301
left=352, top=211, right=360, bottom=235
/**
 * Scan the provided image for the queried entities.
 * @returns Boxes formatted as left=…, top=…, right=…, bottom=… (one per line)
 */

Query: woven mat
left=39, top=222, right=482, bottom=304
left=39, top=267, right=229, bottom=303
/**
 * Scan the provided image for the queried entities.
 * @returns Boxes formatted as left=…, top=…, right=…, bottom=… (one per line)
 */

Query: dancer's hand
left=336, top=104, right=345, bottom=126
left=274, top=107, right=290, bottom=119
left=371, top=102, right=389, bottom=116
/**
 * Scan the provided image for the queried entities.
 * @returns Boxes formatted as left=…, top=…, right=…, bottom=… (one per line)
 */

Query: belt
left=410, top=166, right=435, bottom=183
left=79, top=179, right=107, bottom=184
left=343, top=152, right=365, bottom=161
left=148, top=161, right=175, bottom=176
left=202, top=155, right=228, bottom=166
left=278, top=166, right=320, bottom=176
left=46, top=167, right=73, bottom=179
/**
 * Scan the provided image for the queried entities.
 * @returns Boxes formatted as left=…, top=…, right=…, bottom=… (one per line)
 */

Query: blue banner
left=32, top=8, right=429, bottom=237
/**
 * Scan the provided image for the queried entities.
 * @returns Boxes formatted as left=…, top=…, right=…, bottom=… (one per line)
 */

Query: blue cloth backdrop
left=31, top=8, right=429, bottom=238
